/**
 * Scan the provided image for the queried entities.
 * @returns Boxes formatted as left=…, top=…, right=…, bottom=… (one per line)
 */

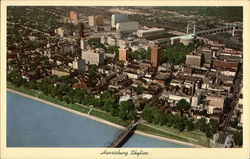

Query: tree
left=206, top=131, right=213, bottom=138
left=152, top=108, right=162, bottom=124
left=195, top=118, right=208, bottom=132
left=166, top=113, right=174, bottom=127
left=88, top=65, right=97, bottom=80
left=178, top=118, right=186, bottom=132
left=234, top=131, right=243, bottom=146
left=103, top=97, right=115, bottom=112
left=177, top=99, right=191, bottom=111
left=127, top=110, right=137, bottom=120
left=142, top=105, right=154, bottom=123
left=209, top=119, right=219, bottom=134
left=129, top=49, right=151, bottom=60
left=134, top=86, right=145, bottom=94
left=88, top=38, right=100, bottom=46
left=7, top=69, right=21, bottom=82
left=63, top=95, right=72, bottom=104
left=162, top=43, right=195, bottom=65
left=185, top=119, right=194, bottom=131
left=159, top=112, right=168, bottom=126
left=118, top=101, right=134, bottom=121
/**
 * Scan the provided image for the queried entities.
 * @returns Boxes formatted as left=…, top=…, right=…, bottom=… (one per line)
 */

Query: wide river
left=7, top=92, right=191, bottom=148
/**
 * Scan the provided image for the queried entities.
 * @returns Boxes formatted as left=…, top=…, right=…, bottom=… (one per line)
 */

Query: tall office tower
left=88, top=15, right=104, bottom=26
left=151, top=45, right=162, bottom=68
left=119, top=48, right=131, bottom=62
left=79, top=23, right=88, bottom=50
left=111, top=14, right=129, bottom=28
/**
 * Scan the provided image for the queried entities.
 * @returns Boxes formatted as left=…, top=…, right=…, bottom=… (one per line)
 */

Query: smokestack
left=79, top=23, right=85, bottom=38
left=187, top=24, right=189, bottom=34
left=193, top=25, right=196, bottom=34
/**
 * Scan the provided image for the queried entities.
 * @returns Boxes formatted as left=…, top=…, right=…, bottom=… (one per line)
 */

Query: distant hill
left=156, top=7, right=243, bottom=22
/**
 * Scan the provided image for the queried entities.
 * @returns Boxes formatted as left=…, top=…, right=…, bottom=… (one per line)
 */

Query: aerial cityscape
left=6, top=6, right=243, bottom=148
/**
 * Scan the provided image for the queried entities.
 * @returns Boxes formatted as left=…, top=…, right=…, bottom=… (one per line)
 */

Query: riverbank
left=7, top=87, right=207, bottom=148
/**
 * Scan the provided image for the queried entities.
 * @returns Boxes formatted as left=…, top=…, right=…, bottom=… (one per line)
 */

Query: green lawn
left=7, top=82, right=37, bottom=97
left=90, top=109, right=129, bottom=127
left=137, top=122, right=210, bottom=147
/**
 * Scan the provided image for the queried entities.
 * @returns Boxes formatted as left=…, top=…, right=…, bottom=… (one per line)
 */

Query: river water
left=7, top=92, right=190, bottom=148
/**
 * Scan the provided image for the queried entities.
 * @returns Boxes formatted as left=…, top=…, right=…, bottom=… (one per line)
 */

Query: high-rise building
left=69, top=11, right=78, bottom=22
left=80, top=38, right=88, bottom=50
left=119, top=48, right=131, bottom=62
left=202, top=51, right=212, bottom=64
left=79, top=23, right=85, bottom=38
left=111, top=14, right=129, bottom=28
left=116, top=21, right=139, bottom=32
left=151, top=45, right=162, bottom=68
left=82, top=48, right=105, bottom=65
left=73, top=58, right=85, bottom=74
left=88, top=15, right=104, bottom=26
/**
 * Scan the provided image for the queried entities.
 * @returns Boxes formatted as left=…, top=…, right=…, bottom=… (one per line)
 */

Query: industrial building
left=111, top=14, right=129, bottom=28
left=116, top=21, right=139, bottom=32
left=137, top=28, right=165, bottom=38
left=82, top=48, right=105, bottom=65
left=149, top=38, right=171, bottom=49
left=88, top=15, right=104, bottom=26
left=151, top=45, right=162, bottom=68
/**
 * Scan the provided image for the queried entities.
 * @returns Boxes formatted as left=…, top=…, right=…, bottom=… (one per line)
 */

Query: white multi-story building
left=72, top=58, right=85, bottom=73
left=116, top=21, right=139, bottom=32
left=107, top=36, right=118, bottom=46
left=111, top=14, right=129, bottom=28
left=206, top=96, right=225, bottom=114
left=168, top=94, right=192, bottom=104
left=55, top=27, right=64, bottom=37
left=118, top=39, right=129, bottom=49
left=82, top=48, right=105, bottom=65
left=137, top=28, right=165, bottom=38
left=80, top=38, right=88, bottom=50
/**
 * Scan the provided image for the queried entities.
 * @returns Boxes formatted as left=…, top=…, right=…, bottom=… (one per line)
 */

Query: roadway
left=214, top=64, right=242, bottom=147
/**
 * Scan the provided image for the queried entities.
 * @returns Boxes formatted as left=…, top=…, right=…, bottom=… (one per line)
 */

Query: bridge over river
left=108, top=121, right=138, bottom=148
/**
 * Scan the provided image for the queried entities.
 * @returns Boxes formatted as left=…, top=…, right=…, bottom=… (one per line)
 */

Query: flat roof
left=170, top=34, right=195, bottom=40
